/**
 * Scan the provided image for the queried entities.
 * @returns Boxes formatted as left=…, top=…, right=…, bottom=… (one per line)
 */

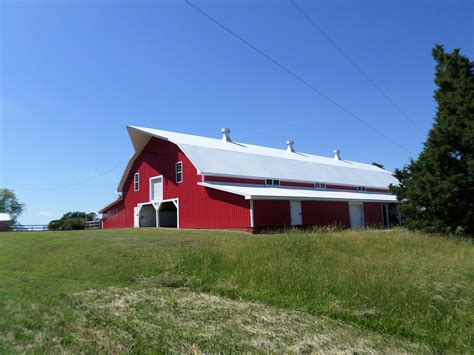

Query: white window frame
left=357, top=186, right=366, bottom=192
left=133, top=173, right=140, bottom=192
left=176, top=161, right=183, bottom=183
left=265, top=179, right=280, bottom=186
left=315, top=182, right=327, bottom=189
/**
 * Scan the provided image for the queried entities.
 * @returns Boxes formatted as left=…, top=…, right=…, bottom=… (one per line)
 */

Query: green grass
left=0, top=228, right=472, bottom=352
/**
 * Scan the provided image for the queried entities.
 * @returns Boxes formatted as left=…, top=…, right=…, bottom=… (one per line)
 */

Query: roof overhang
left=199, top=182, right=398, bottom=203
left=98, top=197, right=123, bottom=214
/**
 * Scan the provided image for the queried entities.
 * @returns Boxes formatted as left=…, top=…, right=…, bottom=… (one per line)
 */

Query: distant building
left=0, top=213, right=11, bottom=232
left=100, top=126, right=398, bottom=231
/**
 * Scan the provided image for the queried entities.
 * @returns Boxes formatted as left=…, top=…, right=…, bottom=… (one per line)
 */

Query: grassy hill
left=0, top=228, right=472, bottom=352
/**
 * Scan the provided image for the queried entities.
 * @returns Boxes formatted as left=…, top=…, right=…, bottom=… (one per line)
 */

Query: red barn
left=99, top=126, right=399, bottom=231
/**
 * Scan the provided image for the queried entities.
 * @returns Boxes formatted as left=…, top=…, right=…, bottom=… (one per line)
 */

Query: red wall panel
left=366, top=187, right=389, bottom=193
left=253, top=200, right=290, bottom=228
left=301, top=201, right=350, bottom=227
left=326, top=184, right=358, bottom=191
left=204, top=175, right=265, bottom=185
left=103, top=138, right=250, bottom=229
left=364, top=202, right=383, bottom=227
left=102, top=201, right=127, bottom=229
left=280, top=181, right=314, bottom=188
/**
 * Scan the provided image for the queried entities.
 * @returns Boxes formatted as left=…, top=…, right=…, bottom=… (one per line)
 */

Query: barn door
left=150, top=176, right=163, bottom=202
left=290, top=201, right=302, bottom=226
left=133, top=207, right=139, bottom=228
left=349, top=203, right=364, bottom=229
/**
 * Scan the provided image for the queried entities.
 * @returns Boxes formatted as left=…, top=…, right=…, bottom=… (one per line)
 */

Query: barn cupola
left=221, top=128, right=232, bottom=142
left=286, top=140, right=295, bottom=152
left=333, top=149, right=341, bottom=160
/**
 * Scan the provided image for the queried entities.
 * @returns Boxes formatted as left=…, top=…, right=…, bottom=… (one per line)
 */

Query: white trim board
left=198, top=182, right=398, bottom=203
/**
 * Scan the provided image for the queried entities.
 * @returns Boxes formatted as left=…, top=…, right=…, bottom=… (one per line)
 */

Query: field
left=0, top=228, right=472, bottom=352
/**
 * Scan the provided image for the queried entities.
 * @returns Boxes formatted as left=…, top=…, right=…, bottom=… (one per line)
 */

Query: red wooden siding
left=302, top=201, right=350, bottom=227
left=366, top=187, right=389, bottom=193
left=103, top=137, right=250, bottom=229
left=326, top=184, right=358, bottom=191
left=280, top=181, right=314, bottom=188
left=364, top=202, right=383, bottom=227
left=102, top=201, right=127, bottom=229
left=203, top=175, right=388, bottom=193
left=204, top=175, right=265, bottom=185
left=180, top=188, right=250, bottom=229
left=253, top=200, right=291, bottom=228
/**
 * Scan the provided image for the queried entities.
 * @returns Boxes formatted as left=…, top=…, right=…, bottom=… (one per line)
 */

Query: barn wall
left=366, top=187, right=389, bottom=193
left=102, top=138, right=250, bottom=229
left=301, top=201, right=350, bottom=228
left=253, top=200, right=291, bottom=228
left=180, top=188, right=250, bottom=229
left=204, top=176, right=265, bottom=185
left=364, top=202, right=383, bottom=227
left=102, top=201, right=129, bottom=228
left=202, top=175, right=389, bottom=192
left=280, top=181, right=314, bottom=188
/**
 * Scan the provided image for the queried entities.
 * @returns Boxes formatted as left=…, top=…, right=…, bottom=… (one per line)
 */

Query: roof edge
left=98, top=197, right=123, bottom=214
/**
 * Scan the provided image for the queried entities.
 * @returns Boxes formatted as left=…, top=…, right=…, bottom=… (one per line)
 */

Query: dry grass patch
left=69, top=284, right=428, bottom=353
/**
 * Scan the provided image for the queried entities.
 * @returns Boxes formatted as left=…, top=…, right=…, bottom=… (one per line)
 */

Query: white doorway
left=134, top=207, right=140, bottom=228
left=158, top=201, right=178, bottom=228
left=290, top=201, right=303, bottom=226
left=150, top=176, right=163, bottom=202
left=349, top=203, right=365, bottom=229
left=139, top=204, right=157, bottom=227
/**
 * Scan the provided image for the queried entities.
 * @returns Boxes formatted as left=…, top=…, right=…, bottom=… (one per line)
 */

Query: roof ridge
left=129, top=125, right=388, bottom=173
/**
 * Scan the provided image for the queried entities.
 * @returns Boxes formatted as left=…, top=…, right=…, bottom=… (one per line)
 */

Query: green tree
left=390, top=45, right=473, bottom=235
left=48, top=211, right=97, bottom=230
left=0, top=188, right=25, bottom=225
left=372, top=162, right=385, bottom=169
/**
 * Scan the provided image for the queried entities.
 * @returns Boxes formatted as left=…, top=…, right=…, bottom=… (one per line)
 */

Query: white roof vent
left=333, top=149, right=341, bottom=160
left=286, top=140, right=295, bottom=152
left=221, top=128, right=232, bottom=142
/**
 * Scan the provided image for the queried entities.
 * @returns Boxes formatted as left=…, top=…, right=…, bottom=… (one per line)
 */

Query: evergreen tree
left=390, top=45, right=473, bottom=235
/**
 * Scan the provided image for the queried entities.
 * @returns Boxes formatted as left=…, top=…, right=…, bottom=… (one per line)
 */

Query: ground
left=0, top=228, right=472, bottom=352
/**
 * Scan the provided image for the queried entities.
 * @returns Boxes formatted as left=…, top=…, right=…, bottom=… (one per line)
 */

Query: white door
left=349, top=203, right=364, bottom=229
left=133, top=207, right=139, bottom=228
left=151, top=177, right=163, bottom=202
left=290, top=201, right=303, bottom=226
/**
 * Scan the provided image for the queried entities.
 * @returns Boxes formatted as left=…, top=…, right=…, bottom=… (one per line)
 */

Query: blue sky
left=1, top=0, right=472, bottom=225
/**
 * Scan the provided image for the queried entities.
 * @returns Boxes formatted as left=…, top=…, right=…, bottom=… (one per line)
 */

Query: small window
left=266, top=179, right=280, bottom=186
left=176, top=161, right=183, bottom=183
left=133, top=173, right=140, bottom=191
left=315, top=182, right=326, bottom=189
left=357, top=186, right=366, bottom=192
left=273, top=179, right=280, bottom=186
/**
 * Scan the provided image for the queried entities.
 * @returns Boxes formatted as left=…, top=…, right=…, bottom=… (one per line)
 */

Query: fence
left=9, top=225, right=49, bottom=231
left=85, top=220, right=102, bottom=230
left=7, top=221, right=103, bottom=232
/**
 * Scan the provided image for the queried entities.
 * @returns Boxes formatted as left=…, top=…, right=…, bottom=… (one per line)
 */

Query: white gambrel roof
left=117, top=125, right=398, bottom=192
left=199, top=182, right=397, bottom=203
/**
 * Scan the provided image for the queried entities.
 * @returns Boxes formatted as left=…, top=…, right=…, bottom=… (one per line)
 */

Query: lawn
left=0, top=228, right=472, bottom=352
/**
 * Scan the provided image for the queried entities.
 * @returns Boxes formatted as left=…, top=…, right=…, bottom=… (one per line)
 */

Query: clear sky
left=1, top=0, right=472, bottom=225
